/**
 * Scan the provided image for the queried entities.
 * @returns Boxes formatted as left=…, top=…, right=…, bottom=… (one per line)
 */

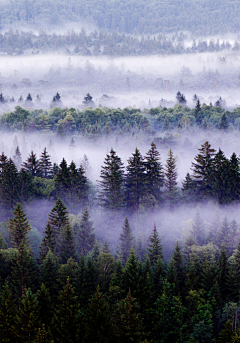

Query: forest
left=1, top=0, right=240, bottom=36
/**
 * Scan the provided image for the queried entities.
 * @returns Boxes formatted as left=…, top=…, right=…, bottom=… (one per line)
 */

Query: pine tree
left=26, top=93, right=33, bottom=101
left=39, top=148, right=52, bottom=179
left=0, top=281, right=16, bottom=343
left=39, top=250, right=59, bottom=305
left=59, top=225, right=76, bottom=264
left=195, top=98, right=201, bottom=114
left=164, top=149, right=179, bottom=206
left=125, top=148, right=146, bottom=210
left=15, top=288, right=40, bottom=342
left=39, top=222, right=56, bottom=261
left=191, top=211, right=205, bottom=245
left=8, top=203, right=31, bottom=248
left=182, top=172, right=197, bottom=202
left=144, top=142, right=164, bottom=202
left=0, top=158, right=20, bottom=209
left=48, top=199, right=69, bottom=237
left=76, top=208, right=95, bottom=255
left=118, top=217, right=134, bottom=264
left=217, top=246, right=229, bottom=303
left=147, top=223, right=163, bottom=265
left=22, top=151, right=41, bottom=177
left=51, top=278, right=80, bottom=343
left=36, top=284, right=52, bottom=327
left=167, top=242, right=184, bottom=295
left=217, top=217, right=231, bottom=249
left=98, top=148, right=125, bottom=209
left=113, top=290, right=145, bottom=343
left=85, top=287, right=112, bottom=343
left=228, top=152, right=240, bottom=202
left=13, top=146, right=22, bottom=170
left=122, top=248, right=142, bottom=301
left=10, top=243, right=37, bottom=299
left=191, top=141, right=216, bottom=199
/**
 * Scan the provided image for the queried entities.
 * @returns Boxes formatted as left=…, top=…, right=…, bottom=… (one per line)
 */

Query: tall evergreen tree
left=118, top=217, right=134, bottom=264
left=39, top=222, right=56, bottom=261
left=59, top=225, right=76, bottom=264
left=191, top=141, right=216, bottom=199
left=191, top=211, right=205, bottom=245
left=0, top=158, right=20, bottom=209
left=98, top=148, right=125, bottom=209
left=22, top=151, right=41, bottom=177
left=147, top=223, right=163, bottom=265
left=39, top=148, right=52, bottom=179
left=8, top=203, right=31, bottom=248
left=125, top=148, right=146, bottom=210
left=164, top=149, right=179, bottom=206
left=85, top=287, right=113, bottom=343
left=13, top=146, right=22, bottom=170
left=48, top=199, right=69, bottom=237
left=144, top=142, right=164, bottom=202
left=219, top=113, right=229, bottom=130
left=36, top=283, right=52, bottom=328
left=51, top=278, right=80, bottom=343
left=0, top=281, right=16, bottom=343
left=76, top=208, right=95, bottom=255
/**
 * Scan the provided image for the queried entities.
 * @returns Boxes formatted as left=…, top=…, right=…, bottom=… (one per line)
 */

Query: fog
left=1, top=51, right=240, bottom=111
left=1, top=127, right=240, bottom=259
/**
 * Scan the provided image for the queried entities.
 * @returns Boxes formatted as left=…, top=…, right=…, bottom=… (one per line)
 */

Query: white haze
left=0, top=51, right=240, bottom=111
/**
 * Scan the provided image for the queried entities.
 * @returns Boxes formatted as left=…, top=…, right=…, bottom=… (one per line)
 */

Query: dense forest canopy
left=1, top=0, right=240, bottom=35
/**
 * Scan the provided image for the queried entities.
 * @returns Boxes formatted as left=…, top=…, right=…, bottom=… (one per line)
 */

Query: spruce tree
left=0, top=281, right=16, bottom=343
left=59, top=225, right=76, bottom=264
left=147, top=223, right=163, bottom=265
left=164, top=149, right=179, bottom=206
left=36, top=283, right=52, bottom=327
left=39, top=148, right=52, bottom=179
left=191, top=211, right=205, bottom=245
left=13, top=146, right=22, bottom=170
left=219, top=113, right=229, bottom=130
left=125, top=148, right=146, bottom=210
left=48, top=199, right=69, bottom=237
left=144, top=142, right=164, bottom=203
left=113, top=290, right=145, bottom=343
left=191, top=141, right=216, bottom=199
left=39, top=222, right=56, bottom=261
left=167, top=242, right=184, bottom=295
left=98, top=148, right=125, bottom=209
left=10, top=243, right=37, bottom=299
left=22, top=151, right=41, bottom=177
left=51, top=278, right=80, bottom=343
left=0, top=158, right=20, bottom=209
left=76, top=208, right=95, bottom=255
left=8, top=203, right=31, bottom=248
left=85, top=287, right=113, bottom=343
left=118, top=217, right=134, bottom=264
left=122, top=248, right=142, bottom=301
left=15, top=288, right=40, bottom=342
left=217, top=246, right=229, bottom=303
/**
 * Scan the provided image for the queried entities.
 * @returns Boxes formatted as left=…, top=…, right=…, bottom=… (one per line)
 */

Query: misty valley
left=2, top=0, right=240, bottom=342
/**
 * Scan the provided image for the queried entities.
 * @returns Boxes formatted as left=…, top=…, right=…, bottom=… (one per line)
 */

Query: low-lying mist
left=0, top=51, right=240, bottom=111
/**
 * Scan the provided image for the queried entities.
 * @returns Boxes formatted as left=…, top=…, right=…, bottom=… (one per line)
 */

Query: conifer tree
left=48, top=199, right=69, bottom=237
left=217, top=217, right=231, bottom=250
left=85, top=286, right=113, bottom=343
left=39, top=148, right=52, bottom=179
left=144, top=142, right=164, bottom=202
left=217, top=246, right=229, bottom=303
left=118, top=217, right=134, bottom=264
left=182, top=172, right=197, bottom=202
left=51, top=278, right=80, bottom=343
left=147, top=223, right=163, bottom=265
left=98, top=148, right=125, bottom=209
left=22, top=151, right=41, bottom=177
left=113, top=290, right=145, bottom=343
left=13, top=146, right=22, bottom=170
left=228, top=152, right=240, bottom=202
left=10, top=243, right=37, bottom=298
left=15, top=288, right=40, bottom=342
left=76, top=208, right=95, bottom=255
left=8, top=203, right=31, bottom=248
left=191, top=211, right=205, bottom=245
left=36, top=284, right=52, bottom=327
left=191, top=141, right=216, bottom=199
left=164, top=149, right=179, bottom=206
left=0, top=281, right=16, bottom=343
left=39, top=222, right=56, bottom=261
left=0, top=158, right=20, bottom=209
left=82, top=256, right=98, bottom=307
left=125, top=148, right=146, bottom=210
left=59, top=225, right=76, bottom=264
left=167, top=242, right=184, bottom=295
left=122, top=248, right=142, bottom=301
left=219, top=113, right=229, bottom=130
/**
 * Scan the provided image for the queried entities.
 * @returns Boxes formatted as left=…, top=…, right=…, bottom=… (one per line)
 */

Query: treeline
left=1, top=199, right=240, bottom=342
left=1, top=28, right=239, bottom=56
left=0, top=0, right=240, bottom=36
left=1, top=141, right=240, bottom=222
left=0, top=101, right=239, bottom=136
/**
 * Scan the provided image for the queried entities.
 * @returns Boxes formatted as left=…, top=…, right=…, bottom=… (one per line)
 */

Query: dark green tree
left=147, top=223, right=163, bottom=265
left=118, top=217, right=134, bottom=264
left=39, top=148, right=52, bottom=179
left=8, top=203, right=31, bottom=248
left=76, top=208, right=95, bottom=255
left=219, top=113, right=229, bottom=130
left=22, top=151, right=41, bottom=177
left=125, top=148, right=146, bottom=211
left=98, top=148, right=125, bottom=209
left=59, top=225, right=76, bottom=264
left=39, top=222, right=56, bottom=261
left=164, top=149, right=179, bottom=206
left=0, top=281, right=16, bottom=343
